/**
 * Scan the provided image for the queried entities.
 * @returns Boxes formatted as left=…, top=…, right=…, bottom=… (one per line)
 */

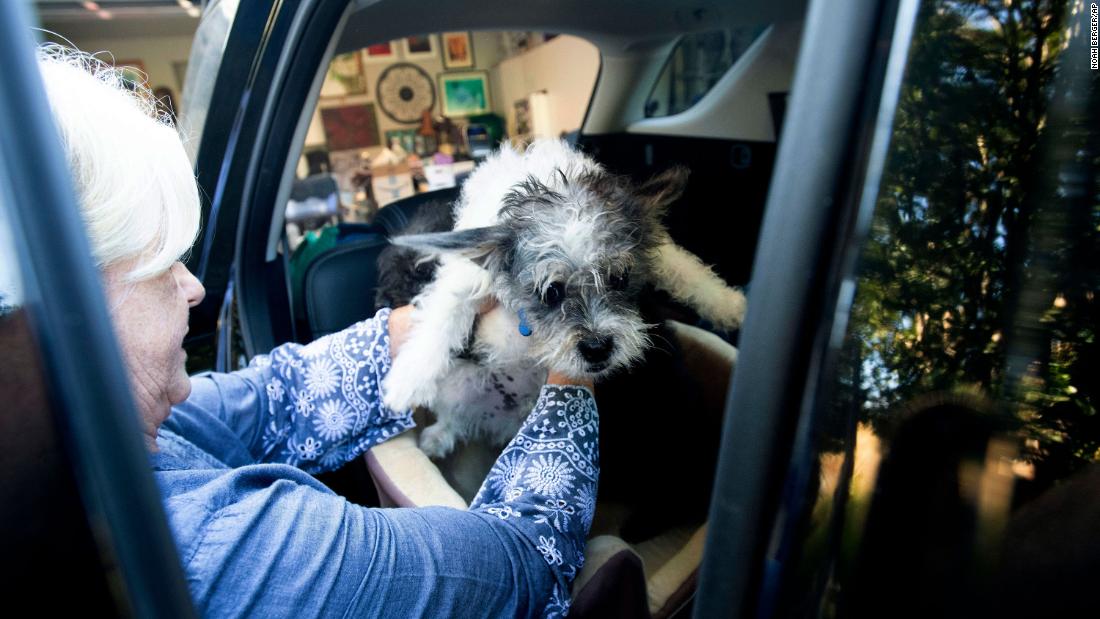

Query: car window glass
left=0, top=188, right=22, bottom=314
left=178, top=0, right=239, bottom=162
left=643, top=27, right=765, bottom=119
left=773, top=1, right=1099, bottom=616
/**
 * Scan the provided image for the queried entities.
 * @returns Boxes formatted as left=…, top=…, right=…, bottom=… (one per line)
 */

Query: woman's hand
left=546, top=370, right=594, bottom=390
left=387, top=305, right=414, bottom=360
left=388, top=298, right=501, bottom=361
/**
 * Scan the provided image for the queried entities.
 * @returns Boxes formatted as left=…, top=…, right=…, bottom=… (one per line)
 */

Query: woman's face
left=104, top=260, right=205, bottom=448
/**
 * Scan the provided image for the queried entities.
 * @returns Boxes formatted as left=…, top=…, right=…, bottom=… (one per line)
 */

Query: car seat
left=296, top=187, right=460, bottom=339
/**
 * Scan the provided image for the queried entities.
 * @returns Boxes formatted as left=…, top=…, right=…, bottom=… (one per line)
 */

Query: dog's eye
left=542, top=281, right=565, bottom=306
left=609, top=272, right=629, bottom=290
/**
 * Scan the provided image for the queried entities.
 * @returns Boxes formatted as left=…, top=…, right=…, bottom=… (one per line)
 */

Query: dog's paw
left=382, top=358, right=439, bottom=412
left=419, top=423, right=457, bottom=459
left=712, top=286, right=748, bottom=331
left=383, top=332, right=454, bottom=410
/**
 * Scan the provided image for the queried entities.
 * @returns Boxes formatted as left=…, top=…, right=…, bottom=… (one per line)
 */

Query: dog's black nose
left=578, top=336, right=614, bottom=364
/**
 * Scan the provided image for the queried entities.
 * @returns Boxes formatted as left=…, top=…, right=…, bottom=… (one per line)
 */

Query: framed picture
left=320, top=103, right=381, bottom=151
left=439, top=71, right=490, bottom=117
left=514, top=97, right=532, bottom=140
left=384, top=128, right=418, bottom=154
left=363, top=41, right=396, bottom=64
left=402, top=34, right=437, bottom=60
left=376, top=63, right=436, bottom=123
left=441, top=31, right=474, bottom=69
left=320, top=51, right=367, bottom=98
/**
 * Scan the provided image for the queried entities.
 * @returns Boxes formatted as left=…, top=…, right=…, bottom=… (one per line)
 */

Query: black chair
left=300, top=187, right=461, bottom=340
left=372, top=186, right=460, bottom=236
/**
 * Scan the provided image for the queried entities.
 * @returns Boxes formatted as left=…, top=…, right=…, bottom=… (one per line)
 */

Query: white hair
left=36, top=44, right=200, bottom=282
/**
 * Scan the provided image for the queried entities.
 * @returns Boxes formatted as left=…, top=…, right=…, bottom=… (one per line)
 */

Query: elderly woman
left=39, top=46, right=598, bottom=618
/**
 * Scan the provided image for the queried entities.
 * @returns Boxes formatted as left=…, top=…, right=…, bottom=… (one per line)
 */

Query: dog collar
left=517, top=308, right=532, bottom=337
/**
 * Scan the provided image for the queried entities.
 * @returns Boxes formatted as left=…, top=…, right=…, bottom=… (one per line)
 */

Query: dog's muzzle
left=577, top=336, right=614, bottom=365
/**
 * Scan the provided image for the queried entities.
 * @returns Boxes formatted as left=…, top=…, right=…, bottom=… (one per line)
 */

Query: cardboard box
left=371, top=167, right=415, bottom=207
left=424, top=164, right=457, bottom=191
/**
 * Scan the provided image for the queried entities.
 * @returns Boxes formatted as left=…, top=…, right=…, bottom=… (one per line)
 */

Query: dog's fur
left=382, top=140, right=746, bottom=458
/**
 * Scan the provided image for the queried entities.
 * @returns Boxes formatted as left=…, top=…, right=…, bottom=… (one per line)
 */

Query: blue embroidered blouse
left=153, top=308, right=599, bottom=618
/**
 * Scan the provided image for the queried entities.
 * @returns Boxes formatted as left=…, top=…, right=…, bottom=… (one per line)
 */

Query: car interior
left=215, top=1, right=808, bottom=616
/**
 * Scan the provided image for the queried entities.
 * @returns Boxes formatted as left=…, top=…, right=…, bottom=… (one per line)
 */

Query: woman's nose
left=175, top=263, right=206, bottom=307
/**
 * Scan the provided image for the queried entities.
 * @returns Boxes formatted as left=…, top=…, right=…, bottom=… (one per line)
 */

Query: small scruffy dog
left=382, top=139, right=746, bottom=457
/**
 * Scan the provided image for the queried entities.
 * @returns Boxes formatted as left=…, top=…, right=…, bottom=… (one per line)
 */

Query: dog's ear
left=636, top=166, right=690, bottom=215
left=391, top=225, right=512, bottom=271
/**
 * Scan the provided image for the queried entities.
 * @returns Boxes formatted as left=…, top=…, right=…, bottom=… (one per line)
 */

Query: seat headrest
left=373, top=186, right=460, bottom=236
left=303, top=237, right=389, bottom=338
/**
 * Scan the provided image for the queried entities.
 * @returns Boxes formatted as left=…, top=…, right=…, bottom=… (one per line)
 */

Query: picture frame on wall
left=441, top=32, right=475, bottom=69
left=513, top=97, right=532, bottom=142
left=320, top=102, right=382, bottom=151
left=384, top=128, right=418, bottom=154
left=402, top=34, right=437, bottom=60
left=439, top=71, right=490, bottom=117
left=363, top=41, right=396, bottom=64
left=320, top=51, right=367, bottom=98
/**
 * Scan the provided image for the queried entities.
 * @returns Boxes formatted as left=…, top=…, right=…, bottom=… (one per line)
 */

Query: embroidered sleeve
left=245, top=307, right=414, bottom=473
left=469, top=385, right=599, bottom=618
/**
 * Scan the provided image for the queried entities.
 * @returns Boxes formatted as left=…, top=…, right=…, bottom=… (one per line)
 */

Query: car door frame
left=185, top=0, right=352, bottom=366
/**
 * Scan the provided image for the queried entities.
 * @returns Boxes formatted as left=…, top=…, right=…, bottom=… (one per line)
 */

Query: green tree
left=843, top=0, right=1098, bottom=487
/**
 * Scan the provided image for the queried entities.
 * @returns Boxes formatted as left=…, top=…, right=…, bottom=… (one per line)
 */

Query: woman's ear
left=390, top=225, right=512, bottom=271
left=636, top=166, right=690, bottom=216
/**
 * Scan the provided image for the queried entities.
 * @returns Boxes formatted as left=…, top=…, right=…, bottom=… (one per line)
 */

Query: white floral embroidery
left=294, top=436, right=322, bottom=461
left=313, top=399, right=354, bottom=441
left=290, top=387, right=315, bottom=417
left=488, top=452, right=525, bottom=494
left=467, top=385, right=599, bottom=619
left=486, top=505, right=521, bottom=520
left=534, top=499, right=575, bottom=532
left=536, top=535, right=564, bottom=566
left=254, top=309, right=414, bottom=474
left=304, top=357, right=341, bottom=398
left=524, top=454, right=576, bottom=498
left=575, top=483, right=597, bottom=531
left=266, top=378, right=285, bottom=402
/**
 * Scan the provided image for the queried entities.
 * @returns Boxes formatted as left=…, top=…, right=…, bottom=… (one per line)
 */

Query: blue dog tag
left=517, top=308, right=532, bottom=337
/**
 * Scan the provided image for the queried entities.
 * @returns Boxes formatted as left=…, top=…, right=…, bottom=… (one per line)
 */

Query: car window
left=284, top=31, right=599, bottom=237
left=643, top=27, right=765, bottom=118
left=772, top=0, right=1099, bottom=615
left=178, top=0, right=239, bottom=162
